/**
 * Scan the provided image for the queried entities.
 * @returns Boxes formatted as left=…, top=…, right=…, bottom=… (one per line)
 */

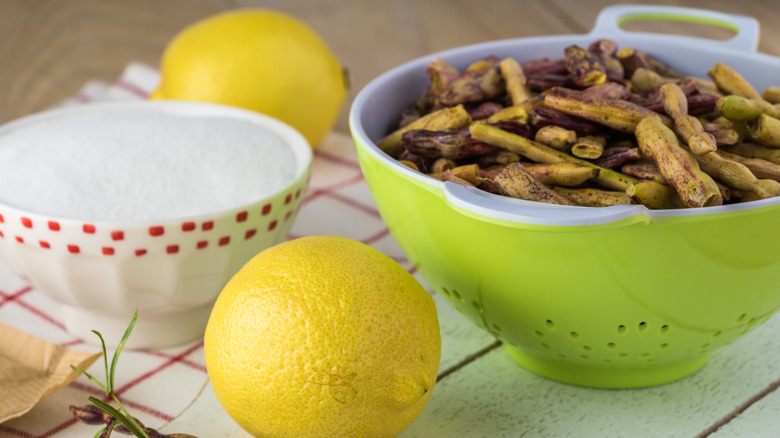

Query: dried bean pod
left=621, top=162, right=666, bottom=184
left=626, top=180, right=687, bottom=209
left=520, top=162, right=599, bottom=186
left=718, top=150, right=780, bottom=181
left=401, top=129, right=473, bottom=159
left=692, top=148, right=780, bottom=199
left=529, top=107, right=604, bottom=135
left=435, top=170, right=477, bottom=187
left=717, top=95, right=780, bottom=122
left=571, top=135, right=606, bottom=159
left=631, top=68, right=675, bottom=95
left=588, top=38, right=624, bottom=83
left=525, top=73, right=574, bottom=91
left=466, top=56, right=500, bottom=72
left=475, top=150, right=521, bottom=168
left=466, top=101, right=504, bottom=120
left=720, top=143, right=780, bottom=164
left=635, top=116, right=722, bottom=207
left=470, top=122, right=636, bottom=190
left=644, top=94, right=718, bottom=116
left=493, top=162, right=576, bottom=205
left=582, top=82, right=632, bottom=100
left=430, top=158, right=456, bottom=174
left=707, top=63, right=761, bottom=100
left=616, top=47, right=649, bottom=78
left=399, top=160, right=421, bottom=172
left=762, top=86, right=780, bottom=104
left=521, top=57, right=568, bottom=75
left=534, top=125, right=576, bottom=150
left=593, top=147, right=641, bottom=169
left=701, top=123, right=740, bottom=146
left=438, top=67, right=505, bottom=107
left=552, top=186, right=632, bottom=207
left=544, top=87, right=671, bottom=133
left=500, top=57, right=532, bottom=105
left=749, top=113, right=780, bottom=147
left=565, top=45, right=607, bottom=87
left=379, top=105, right=472, bottom=157
left=659, top=83, right=717, bottom=155
left=588, top=38, right=619, bottom=58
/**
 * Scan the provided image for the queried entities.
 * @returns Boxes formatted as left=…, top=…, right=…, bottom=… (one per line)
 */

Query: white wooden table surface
left=161, top=291, right=780, bottom=437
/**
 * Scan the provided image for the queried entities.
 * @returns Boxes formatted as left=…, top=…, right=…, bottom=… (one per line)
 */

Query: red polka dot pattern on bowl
left=0, top=180, right=306, bottom=258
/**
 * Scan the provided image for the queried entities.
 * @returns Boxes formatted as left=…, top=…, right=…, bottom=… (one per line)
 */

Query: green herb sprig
left=71, top=310, right=150, bottom=438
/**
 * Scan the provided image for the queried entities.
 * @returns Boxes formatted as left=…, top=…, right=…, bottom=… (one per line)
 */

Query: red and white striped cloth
left=0, top=63, right=417, bottom=437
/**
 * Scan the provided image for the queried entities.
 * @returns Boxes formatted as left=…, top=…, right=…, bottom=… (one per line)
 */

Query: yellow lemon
left=150, top=9, right=347, bottom=147
left=204, top=236, right=441, bottom=438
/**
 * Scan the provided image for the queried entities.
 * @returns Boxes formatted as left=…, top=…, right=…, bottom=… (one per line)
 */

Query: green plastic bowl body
left=350, top=8, right=780, bottom=388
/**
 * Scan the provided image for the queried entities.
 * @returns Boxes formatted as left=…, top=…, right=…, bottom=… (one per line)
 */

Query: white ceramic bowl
left=0, top=101, right=312, bottom=348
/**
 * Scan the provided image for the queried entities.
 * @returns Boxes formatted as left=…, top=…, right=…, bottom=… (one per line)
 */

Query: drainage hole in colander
left=659, top=324, right=670, bottom=334
left=569, top=331, right=579, bottom=339
left=701, top=343, right=710, bottom=350
left=580, top=354, right=589, bottom=360
left=451, top=289, right=463, bottom=301
left=439, top=287, right=451, bottom=297
left=640, top=352, right=650, bottom=358
left=747, top=317, right=757, bottom=326
left=711, top=330, right=722, bottom=339
left=638, top=322, right=648, bottom=332
left=557, top=353, right=566, bottom=359
left=533, top=330, right=544, bottom=338
left=659, top=343, right=669, bottom=350
left=471, top=301, right=484, bottom=314
left=616, top=325, right=627, bottom=334
left=540, top=342, right=550, bottom=349
left=736, top=313, right=747, bottom=323
left=582, top=345, right=592, bottom=352
left=545, top=319, right=556, bottom=330
left=606, top=342, right=617, bottom=349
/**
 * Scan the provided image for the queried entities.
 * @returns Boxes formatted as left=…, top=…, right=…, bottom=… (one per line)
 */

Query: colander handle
left=442, top=182, right=649, bottom=227
left=590, top=4, right=760, bottom=53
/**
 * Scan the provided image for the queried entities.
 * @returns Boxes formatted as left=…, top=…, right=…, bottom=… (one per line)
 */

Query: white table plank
left=709, top=385, right=780, bottom=437
left=400, top=314, right=780, bottom=438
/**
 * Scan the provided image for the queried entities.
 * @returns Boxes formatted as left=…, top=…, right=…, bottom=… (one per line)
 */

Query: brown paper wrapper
left=0, top=321, right=101, bottom=423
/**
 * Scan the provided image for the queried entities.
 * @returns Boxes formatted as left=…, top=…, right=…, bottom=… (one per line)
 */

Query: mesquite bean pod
left=635, top=116, right=722, bottom=207
left=749, top=113, right=780, bottom=147
left=707, top=63, right=761, bottom=100
left=692, top=149, right=780, bottom=199
left=470, top=122, right=636, bottom=190
left=379, top=105, right=472, bottom=157
left=626, top=180, right=687, bottom=209
left=565, top=45, right=607, bottom=87
left=493, top=162, right=576, bottom=205
left=552, top=186, right=632, bottom=207
left=717, top=95, right=780, bottom=122
left=500, top=57, right=532, bottom=105
left=544, top=87, right=671, bottom=133
left=659, top=82, right=717, bottom=155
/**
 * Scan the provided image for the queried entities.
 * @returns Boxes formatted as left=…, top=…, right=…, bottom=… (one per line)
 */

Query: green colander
left=349, top=5, right=780, bottom=388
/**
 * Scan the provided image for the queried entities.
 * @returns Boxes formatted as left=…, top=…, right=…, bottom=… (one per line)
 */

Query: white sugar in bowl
left=0, top=101, right=312, bottom=348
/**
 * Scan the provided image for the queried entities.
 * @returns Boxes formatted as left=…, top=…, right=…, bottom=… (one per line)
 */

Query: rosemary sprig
left=71, top=310, right=150, bottom=438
